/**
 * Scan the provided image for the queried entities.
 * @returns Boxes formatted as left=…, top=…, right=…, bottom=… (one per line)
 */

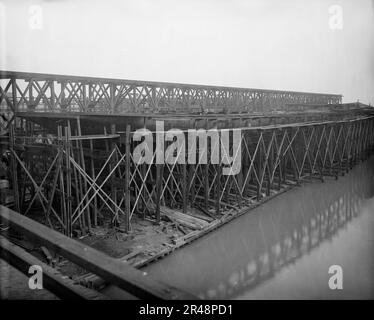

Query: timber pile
left=160, top=206, right=210, bottom=230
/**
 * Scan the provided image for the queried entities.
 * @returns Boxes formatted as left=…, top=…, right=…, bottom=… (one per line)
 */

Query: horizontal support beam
left=0, top=235, right=107, bottom=300
left=68, top=134, right=120, bottom=141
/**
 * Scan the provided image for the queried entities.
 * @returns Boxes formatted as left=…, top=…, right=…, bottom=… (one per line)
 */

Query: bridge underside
left=8, top=102, right=373, bottom=133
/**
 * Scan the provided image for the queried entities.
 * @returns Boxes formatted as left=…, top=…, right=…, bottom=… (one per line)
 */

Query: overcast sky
left=0, top=0, right=373, bottom=104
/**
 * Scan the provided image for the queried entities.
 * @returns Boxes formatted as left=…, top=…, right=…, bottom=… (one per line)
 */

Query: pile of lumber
left=160, top=206, right=210, bottom=230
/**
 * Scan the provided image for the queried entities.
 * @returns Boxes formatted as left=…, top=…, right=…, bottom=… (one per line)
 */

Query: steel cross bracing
left=0, top=71, right=342, bottom=120
left=5, top=115, right=374, bottom=236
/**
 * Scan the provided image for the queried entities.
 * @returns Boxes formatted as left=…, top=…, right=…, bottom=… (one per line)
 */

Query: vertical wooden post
left=352, top=122, right=356, bottom=168
left=237, top=130, right=244, bottom=201
left=89, top=139, right=98, bottom=226
left=9, top=125, right=20, bottom=213
left=256, top=131, right=262, bottom=201
left=77, top=117, right=91, bottom=231
left=155, top=125, right=162, bottom=224
left=125, top=125, right=131, bottom=231
left=45, top=128, right=60, bottom=228
left=345, top=124, right=351, bottom=173
left=73, top=133, right=85, bottom=234
left=216, top=130, right=221, bottom=215
left=104, top=126, right=115, bottom=225
left=65, top=125, right=72, bottom=237
left=59, top=126, right=67, bottom=235
left=110, top=124, right=118, bottom=225
left=156, top=164, right=162, bottom=224
left=204, top=119, right=209, bottom=210
left=291, top=128, right=300, bottom=184
left=140, top=162, right=146, bottom=219
left=182, top=137, right=187, bottom=213
left=266, top=133, right=272, bottom=196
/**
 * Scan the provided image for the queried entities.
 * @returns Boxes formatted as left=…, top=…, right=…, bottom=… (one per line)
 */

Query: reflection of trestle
left=197, top=160, right=373, bottom=299
left=5, top=116, right=374, bottom=237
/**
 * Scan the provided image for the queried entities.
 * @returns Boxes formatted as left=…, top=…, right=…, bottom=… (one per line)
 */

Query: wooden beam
left=0, top=235, right=108, bottom=300
left=0, top=205, right=197, bottom=300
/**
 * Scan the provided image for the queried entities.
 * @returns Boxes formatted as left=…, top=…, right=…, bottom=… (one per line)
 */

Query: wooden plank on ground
left=160, top=206, right=209, bottom=229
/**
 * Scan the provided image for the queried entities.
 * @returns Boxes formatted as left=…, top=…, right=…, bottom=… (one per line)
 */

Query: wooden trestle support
left=4, top=115, right=374, bottom=237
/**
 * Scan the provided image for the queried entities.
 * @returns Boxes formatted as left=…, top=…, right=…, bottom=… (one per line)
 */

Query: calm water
left=142, top=157, right=374, bottom=299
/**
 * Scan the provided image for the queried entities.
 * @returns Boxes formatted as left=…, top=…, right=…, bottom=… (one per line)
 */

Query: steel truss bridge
left=1, top=71, right=342, bottom=120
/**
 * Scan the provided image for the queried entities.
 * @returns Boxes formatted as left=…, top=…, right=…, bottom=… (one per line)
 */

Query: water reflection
left=144, top=158, right=374, bottom=299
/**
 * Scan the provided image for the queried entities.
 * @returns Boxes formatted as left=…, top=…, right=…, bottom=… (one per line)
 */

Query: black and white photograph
left=0, top=0, right=373, bottom=307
